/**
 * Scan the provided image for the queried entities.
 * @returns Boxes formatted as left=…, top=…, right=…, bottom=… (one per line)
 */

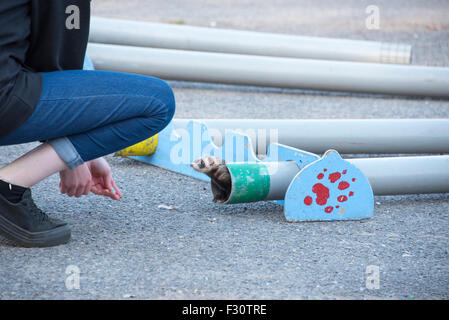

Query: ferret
left=190, top=156, right=232, bottom=203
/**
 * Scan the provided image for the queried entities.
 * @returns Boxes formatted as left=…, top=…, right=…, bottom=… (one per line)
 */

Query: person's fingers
left=82, top=180, right=91, bottom=196
left=74, top=184, right=85, bottom=198
left=60, top=182, right=66, bottom=194
left=90, top=175, right=120, bottom=200
left=98, top=185, right=119, bottom=200
left=67, top=178, right=80, bottom=197
left=111, top=179, right=122, bottom=198
left=90, top=183, right=101, bottom=194
left=104, top=175, right=121, bottom=199
left=90, top=186, right=100, bottom=196
left=105, top=188, right=119, bottom=200
left=59, top=177, right=69, bottom=194
left=91, top=183, right=109, bottom=195
left=76, top=179, right=92, bottom=197
left=92, top=187, right=116, bottom=200
left=104, top=175, right=114, bottom=192
left=67, top=186, right=76, bottom=197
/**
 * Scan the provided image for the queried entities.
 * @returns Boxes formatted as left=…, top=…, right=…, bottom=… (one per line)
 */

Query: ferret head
left=190, top=156, right=222, bottom=172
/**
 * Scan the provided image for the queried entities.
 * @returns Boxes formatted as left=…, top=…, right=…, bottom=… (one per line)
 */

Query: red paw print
left=303, top=168, right=356, bottom=213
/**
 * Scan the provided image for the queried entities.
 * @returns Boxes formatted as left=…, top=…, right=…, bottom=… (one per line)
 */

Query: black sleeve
left=0, top=0, right=41, bottom=139
left=26, top=0, right=91, bottom=72
left=0, top=0, right=90, bottom=139
left=0, top=0, right=32, bottom=107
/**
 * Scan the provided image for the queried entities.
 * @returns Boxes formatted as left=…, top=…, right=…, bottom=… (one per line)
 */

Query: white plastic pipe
left=89, top=16, right=412, bottom=64
left=348, top=156, right=449, bottom=195
left=224, top=156, right=449, bottom=196
left=173, top=119, right=449, bottom=154
left=86, top=43, right=449, bottom=97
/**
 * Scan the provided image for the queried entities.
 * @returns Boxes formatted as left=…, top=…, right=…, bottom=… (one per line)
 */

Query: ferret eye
left=199, top=159, right=205, bottom=168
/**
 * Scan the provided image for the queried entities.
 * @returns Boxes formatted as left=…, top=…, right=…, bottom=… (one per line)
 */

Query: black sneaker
left=0, top=189, right=71, bottom=247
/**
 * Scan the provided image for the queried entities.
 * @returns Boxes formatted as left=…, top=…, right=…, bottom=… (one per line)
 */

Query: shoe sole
left=0, top=214, right=71, bottom=247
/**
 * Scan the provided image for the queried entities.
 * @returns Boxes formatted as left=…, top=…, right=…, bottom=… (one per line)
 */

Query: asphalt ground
left=0, top=0, right=448, bottom=299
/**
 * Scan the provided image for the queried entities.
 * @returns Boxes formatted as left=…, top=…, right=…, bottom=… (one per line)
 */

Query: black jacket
left=0, top=0, right=90, bottom=139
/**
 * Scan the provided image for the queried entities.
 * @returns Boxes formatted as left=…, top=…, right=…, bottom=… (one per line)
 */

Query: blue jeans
left=0, top=70, right=175, bottom=169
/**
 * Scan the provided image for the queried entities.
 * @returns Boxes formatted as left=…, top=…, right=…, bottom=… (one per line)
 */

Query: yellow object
left=115, top=134, right=158, bottom=156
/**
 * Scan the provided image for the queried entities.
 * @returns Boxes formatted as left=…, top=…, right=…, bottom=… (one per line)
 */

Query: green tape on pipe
left=225, top=163, right=271, bottom=204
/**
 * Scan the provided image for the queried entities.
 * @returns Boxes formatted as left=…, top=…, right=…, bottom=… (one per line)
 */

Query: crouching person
left=0, top=1, right=175, bottom=247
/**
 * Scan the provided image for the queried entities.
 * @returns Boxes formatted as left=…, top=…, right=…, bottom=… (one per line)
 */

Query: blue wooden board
left=131, top=120, right=374, bottom=221
left=284, top=150, right=374, bottom=221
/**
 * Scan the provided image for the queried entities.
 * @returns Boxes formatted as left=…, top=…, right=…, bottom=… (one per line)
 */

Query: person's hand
left=59, top=162, right=93, bottom=198
left=86, top=157, right=122, bottom=200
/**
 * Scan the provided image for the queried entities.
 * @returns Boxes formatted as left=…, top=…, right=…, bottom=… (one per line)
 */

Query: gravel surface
left=0, top=0, right=448, bottom=300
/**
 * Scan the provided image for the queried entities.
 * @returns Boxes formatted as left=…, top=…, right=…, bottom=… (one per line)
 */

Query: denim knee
left=145, top=79, right=176, bottom=129
left=160, top=80, right=176, bottom=126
